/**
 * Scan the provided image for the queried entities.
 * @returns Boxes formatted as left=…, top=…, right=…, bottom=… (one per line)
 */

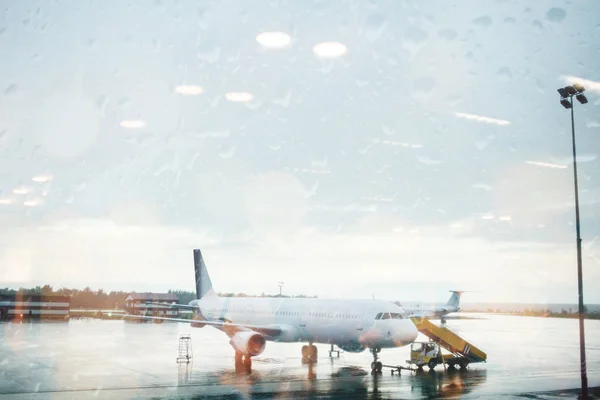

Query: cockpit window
left=375, top=313, right=383, bottom=320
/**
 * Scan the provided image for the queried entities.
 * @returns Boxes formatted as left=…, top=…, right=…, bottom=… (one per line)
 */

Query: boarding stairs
left=411, top=317, right=487, bottom=363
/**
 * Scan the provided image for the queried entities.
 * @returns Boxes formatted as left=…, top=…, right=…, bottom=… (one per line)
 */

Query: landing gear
left=370, top=348, right=383, bottom=373
left=328, top=344, right=340, bottom=358
left=428, top=359, right=437, bottom=370
left=234, top=351, right=252, bottom=372
left=301, top=343, right=318, bottom=364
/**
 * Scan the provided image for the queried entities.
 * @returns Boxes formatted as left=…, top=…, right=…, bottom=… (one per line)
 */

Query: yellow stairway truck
left=409, top=317, right=487, bottom=370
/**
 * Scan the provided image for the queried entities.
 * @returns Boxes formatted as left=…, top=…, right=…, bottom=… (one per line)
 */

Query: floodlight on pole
left=277, top=282, right=284, bottom=297
left=557, top=83, right=589, bottom=400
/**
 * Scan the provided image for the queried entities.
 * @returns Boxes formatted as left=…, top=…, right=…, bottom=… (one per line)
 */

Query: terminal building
left=124, top=292, right=179, bottom=318
left=0, top=293, right=71, bottom=321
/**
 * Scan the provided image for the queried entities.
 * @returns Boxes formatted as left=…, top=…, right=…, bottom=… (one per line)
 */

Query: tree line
left=0, top=286, right=316, bottom=310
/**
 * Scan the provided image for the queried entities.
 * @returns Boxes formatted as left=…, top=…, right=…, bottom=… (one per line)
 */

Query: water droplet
left=472, top=184, right=493, bottom=191
left=364, top=13, right=387, bottom=42
left=96, top=95, right=109, bottom=114
left=546, top=8, right=566, bottom=22
left=535, top=79, right=545, bottom=93
left=587, top=120, right=600, bottom=128
left=356, top=78, right=369, bottom=88
left=272, top=91, right=292, bottom=107
left=197, top=44, right=221, bottom=64
left=416, top=155, right=443, bottom=165
left=438, top=28, right=457, bottom=41
left=532, top=20, right=543, bottom=30
left=404, top=26, right=428, bottom=44
left=504, top=17, right=516, bottom=25
left=473, top=16, right=493, bottom=28
left=32, top=92, right=100, bottom=159
left=4, top=84, right=17, bottom=96
left=152, top=38, right=160, bottom=52
left=498, top=67, right=512, bottom=81
left=382, top=125, right=395, bottom=136
left=414, top=77, right=435, bottom=92
left=219, top=146, right=236, bottom=158
left=118, top=98, right=131, bottom=109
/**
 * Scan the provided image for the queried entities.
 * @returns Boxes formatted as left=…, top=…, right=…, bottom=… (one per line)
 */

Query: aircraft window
left=382, top=313, right=391, bottom=320
left=375, top=313, right=383, bottom=320
left=391, top=313, right=404, bottom=319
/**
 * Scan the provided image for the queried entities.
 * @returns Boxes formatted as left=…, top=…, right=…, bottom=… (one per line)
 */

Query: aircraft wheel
left=459, top=359, right=469, bottom=369
left=301, top=345, right=309, bottom=358
left=310, top=345, right=318, bottom=362
left=428, top=360, right=437, bottom=370
left=302, top=345, right=318, bottom=363
left=375, top=361, right=383, bottom=372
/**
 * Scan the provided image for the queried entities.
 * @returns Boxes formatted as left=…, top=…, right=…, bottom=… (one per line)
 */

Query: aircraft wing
left=123, top=314, right=283, bottom=338
left=144, top=302, right=197, bottom=310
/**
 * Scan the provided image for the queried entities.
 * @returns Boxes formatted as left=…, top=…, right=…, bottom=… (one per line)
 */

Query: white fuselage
left=190, top=295, right=418, bottom=350
left=404, top=304, right=459, bottom=319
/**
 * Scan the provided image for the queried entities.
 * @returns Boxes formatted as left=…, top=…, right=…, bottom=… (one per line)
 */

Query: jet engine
left=190, top=314, right=206, bottom=328
left=229, top=331, right=267, bottom=356
left=338, top=343, right=366, bottom=353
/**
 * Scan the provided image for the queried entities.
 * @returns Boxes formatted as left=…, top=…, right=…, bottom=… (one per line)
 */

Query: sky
left=1, top=0, right=599, bottom=304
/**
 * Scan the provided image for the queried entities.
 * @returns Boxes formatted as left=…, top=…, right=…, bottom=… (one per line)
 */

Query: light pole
left=557, top=83, right=588, bottom=400
left=277, top=282, right=284, bottom=297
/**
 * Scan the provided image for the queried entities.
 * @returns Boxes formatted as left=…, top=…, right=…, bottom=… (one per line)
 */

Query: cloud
left=454, top=112, right=511, bottom=126
left=0, top=217, right=594, bottom=303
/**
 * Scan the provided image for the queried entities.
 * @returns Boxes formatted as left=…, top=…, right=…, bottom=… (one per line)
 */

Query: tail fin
left=447, top=291, right=464, bottom=308
left=194, top=249, right=215, bottom=299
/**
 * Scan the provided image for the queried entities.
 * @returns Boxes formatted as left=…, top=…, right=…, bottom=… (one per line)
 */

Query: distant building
left=124, top=293, right=179, bottom=318
left=0, top=294, right=70, bottom=321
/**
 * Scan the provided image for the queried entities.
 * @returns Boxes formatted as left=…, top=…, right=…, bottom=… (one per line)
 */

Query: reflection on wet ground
left=1, top=315, right=599, bottom=399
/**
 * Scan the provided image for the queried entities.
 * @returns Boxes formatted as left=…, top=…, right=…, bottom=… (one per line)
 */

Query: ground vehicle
left=408, top=317, right=487, bottom=370
left=408, top=341, right=470, bottom=370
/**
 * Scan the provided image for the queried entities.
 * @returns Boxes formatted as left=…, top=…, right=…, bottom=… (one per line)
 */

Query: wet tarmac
left=1, top=314, right=599, bottom=399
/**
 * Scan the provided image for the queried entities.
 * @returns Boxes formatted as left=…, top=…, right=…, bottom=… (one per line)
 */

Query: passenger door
left=355, top=310, right=364, bottom=332
left=297, top=311, right=313, bottom=342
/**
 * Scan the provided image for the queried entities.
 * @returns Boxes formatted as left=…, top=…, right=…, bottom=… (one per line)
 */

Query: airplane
left=124, top=249, right=418, bottom=373
left=396, top=291, right=465, bottom=323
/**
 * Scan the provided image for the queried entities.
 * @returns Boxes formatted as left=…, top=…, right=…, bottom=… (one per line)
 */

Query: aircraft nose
left=393, top=320, right=418, bottom=346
